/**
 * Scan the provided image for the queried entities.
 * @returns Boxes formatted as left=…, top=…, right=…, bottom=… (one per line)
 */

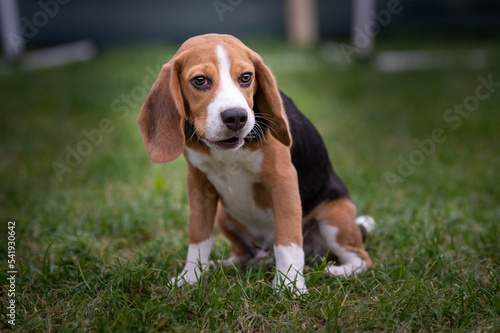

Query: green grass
left=1, top=37, right=499, bottom=332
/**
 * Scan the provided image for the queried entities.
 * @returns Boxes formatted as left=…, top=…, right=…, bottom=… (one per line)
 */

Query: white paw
left=325, top=260, right=366, bottom=277
left=169, top=263, right=203, bottom=287
left=170, top=275, right=186, bottom=287
left=273, top=244, right=308, bottom=295
left=171, top=236, right=213, bottom=287
left=272, top=271, right=308, bottom=295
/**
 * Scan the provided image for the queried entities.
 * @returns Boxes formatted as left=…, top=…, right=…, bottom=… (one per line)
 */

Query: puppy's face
left=177, top=40, right=258, bottom=150
left=138, top=34, right=290, bottom=163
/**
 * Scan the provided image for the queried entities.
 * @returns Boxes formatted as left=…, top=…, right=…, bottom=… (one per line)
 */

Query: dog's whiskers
left=256, top=115, right=281, bottom=141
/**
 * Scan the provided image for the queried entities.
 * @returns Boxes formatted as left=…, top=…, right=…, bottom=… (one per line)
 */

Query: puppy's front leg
left=262, top=152, right=307, bottom=294
left=272, top=176, right=307, bottom=294
left=172, top=162, right=218, bottom=286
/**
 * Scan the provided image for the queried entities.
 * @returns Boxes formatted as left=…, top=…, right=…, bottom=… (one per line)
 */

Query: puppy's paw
left=272, top=271, right=308, bottom=296
left=273, top=244, right=308, bottom=295
left=324, top=260, right=366, bottom=277
left=169, top=264, right=203, bottom=287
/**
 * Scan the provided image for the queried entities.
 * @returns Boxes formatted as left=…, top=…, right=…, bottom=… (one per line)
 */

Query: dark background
left=16, top=0, right=500, bottom=48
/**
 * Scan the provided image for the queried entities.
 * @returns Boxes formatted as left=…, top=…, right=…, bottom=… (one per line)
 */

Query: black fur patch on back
left=281, top=91, right=350, bottom=217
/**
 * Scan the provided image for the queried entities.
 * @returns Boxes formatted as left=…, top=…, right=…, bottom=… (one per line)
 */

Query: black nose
left=220, top=108, right=248, bottom=131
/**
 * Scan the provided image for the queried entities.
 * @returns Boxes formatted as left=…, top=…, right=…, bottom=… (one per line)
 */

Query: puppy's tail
left=356, top=215, right=376, bottom=242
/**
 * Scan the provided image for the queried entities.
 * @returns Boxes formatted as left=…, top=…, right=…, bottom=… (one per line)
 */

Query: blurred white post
left=0, top=0, right=24, bottom=61
left=352, top=0, right=376, bottom=59
left=285, top=0, right=319, bottom=47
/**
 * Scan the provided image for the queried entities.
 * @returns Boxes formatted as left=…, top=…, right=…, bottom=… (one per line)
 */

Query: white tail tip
left=356, top=215, right=376, bottom=234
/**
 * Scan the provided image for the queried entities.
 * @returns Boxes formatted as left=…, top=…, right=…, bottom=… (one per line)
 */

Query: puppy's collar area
left=184, top=110, right=268, bottom=145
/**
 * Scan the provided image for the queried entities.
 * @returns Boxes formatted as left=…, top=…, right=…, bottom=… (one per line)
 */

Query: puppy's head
left=137, top=34, right=291, bottom=163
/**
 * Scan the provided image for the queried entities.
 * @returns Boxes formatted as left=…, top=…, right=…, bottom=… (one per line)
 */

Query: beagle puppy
left=138, top=34, right=374, bottom=294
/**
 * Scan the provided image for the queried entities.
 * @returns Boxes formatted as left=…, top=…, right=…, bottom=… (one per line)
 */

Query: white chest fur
left=185, top=147, right=275, bottom=243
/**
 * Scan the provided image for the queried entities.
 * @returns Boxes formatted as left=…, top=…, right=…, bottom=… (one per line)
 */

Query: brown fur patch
left=252, top=182, right=272, bottom=210
left=186, top=160, right=219, bottom=244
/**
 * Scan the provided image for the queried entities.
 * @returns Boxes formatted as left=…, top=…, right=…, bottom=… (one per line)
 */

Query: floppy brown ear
left=253, top=54, right=292, bottom=147
left=137, top=60, right=185, bottom=163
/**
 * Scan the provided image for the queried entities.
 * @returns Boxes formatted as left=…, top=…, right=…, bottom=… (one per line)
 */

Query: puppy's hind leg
left=314, top=198, right=373, bottom=277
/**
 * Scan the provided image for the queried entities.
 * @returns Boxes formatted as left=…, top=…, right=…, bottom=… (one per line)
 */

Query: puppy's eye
left=239, top=72, right=253, bottom=87
left=191, top=76, right=211, bottom=90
